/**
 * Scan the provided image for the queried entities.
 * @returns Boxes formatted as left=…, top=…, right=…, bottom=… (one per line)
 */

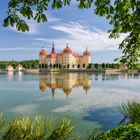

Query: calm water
left=0, top=72, right=140, bottom=136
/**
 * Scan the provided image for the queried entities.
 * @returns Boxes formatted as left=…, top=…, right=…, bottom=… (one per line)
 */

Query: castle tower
left=39, top=47, right=47, bottom=69
left=63, top=44, right=73, bottom=68
left=83, top=48, right=91, bottom=67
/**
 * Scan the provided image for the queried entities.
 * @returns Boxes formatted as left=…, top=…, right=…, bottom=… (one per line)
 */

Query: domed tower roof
left=63, top=88, right=72, bottom=97
left=63, top=44, right=72, bottom=53
left=83, top=85, right=91, bottom=94
left=83, top=48, right=91, bottom=56
left=39, top=81, right=47, bottom=93
left=39, top=48, right=47, bottom=56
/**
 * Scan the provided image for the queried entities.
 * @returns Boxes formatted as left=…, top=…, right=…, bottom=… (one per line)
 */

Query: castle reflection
left=39, top=72, right=140, bottom=98
left=39, top=73, right=92, bottom=98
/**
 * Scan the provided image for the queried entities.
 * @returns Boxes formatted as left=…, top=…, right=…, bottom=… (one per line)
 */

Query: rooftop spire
left=66, top=43, right=68, bottom=48
left=52, top=42, right=55, bottom=53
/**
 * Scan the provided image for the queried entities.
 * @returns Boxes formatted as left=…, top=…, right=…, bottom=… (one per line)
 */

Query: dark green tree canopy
left=3, top=0, right=140, bottom=68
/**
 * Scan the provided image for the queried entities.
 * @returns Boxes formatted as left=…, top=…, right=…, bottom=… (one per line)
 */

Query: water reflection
left=6, top=71, right=23, bottom=81
left=7, top=71, right=14, bottom=81
left=39, top=73, right=92, bottom=97
left=17, top=71, right=23, bottom=81
left=94, top=73, right=140, bottom=81
left=39, top=72, right=140, bottom=98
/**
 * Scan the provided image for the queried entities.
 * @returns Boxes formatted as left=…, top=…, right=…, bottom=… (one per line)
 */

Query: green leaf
left=3, top=17, right=10, bottom=27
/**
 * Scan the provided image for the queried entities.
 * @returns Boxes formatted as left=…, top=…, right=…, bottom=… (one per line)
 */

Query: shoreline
left=26, top=68, right=139, bottom=74
left=1, top=68, right=140, bottom=74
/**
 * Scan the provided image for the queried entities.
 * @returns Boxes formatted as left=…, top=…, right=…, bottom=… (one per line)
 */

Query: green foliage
left=0, top=115, right=75, bottom=140
left=48, top=118, right=74, bottom=140
left=67, top=64, right=70, bottom=69
left=94, top=63, right=98, bottom=69
left=86, top=128, right=102, bottom=140
left=119, top=101, right=140, bottom=124
left=117, top=33, right=140, bottom=69
left=101, top=63, right=105, bottom=69
left=3, top=0, right=140, bottom=68
left=94, top=0, right=140, bottom=67
left=0, top=60, right=39, bottom=70
left=77, top=64, right=80, bottom=69
left=21, top=60, right=39, bottom=69
left=88, top=63, right=92, bottom=69
left=0, top=113, right=5, bottom=132
left=96, top=124, right=140, bottom=140
left=3, top=116, right=51, bottom=140
left=83, top=64, right=86, bottom=68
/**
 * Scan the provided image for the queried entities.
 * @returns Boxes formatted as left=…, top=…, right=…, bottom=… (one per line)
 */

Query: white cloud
left=35, top=22, right=127, bottom=52
left=53, top=86, right=140, bottom=113
left=47, top=14, right=61, bottom=22
left=10, top=104, right=38, bottom=114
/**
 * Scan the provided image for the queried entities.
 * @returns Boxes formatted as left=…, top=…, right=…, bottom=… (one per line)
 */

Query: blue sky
left=0, top=1, right=125, bottom=63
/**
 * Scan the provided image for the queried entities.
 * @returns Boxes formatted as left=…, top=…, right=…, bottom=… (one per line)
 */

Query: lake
left=0, top=72, right=140, bottom=137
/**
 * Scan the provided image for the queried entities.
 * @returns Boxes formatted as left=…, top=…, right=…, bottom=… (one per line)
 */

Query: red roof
left=39, top=49, right=47, bottom=56
left=63, top=47, right=72, bottom=53
left=83, top=49, right=91, bottom=56
left=73, top=54, right=79, bottom=58
left=46, top=53, right=58, bottom=59
left=57, top=53, right=63, bottom=56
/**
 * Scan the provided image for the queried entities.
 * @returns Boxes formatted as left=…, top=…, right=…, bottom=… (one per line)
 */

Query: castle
left=39, top=43, right=91, bottom=69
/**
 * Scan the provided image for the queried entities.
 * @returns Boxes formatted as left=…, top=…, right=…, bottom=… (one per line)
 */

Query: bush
left=0, top=114, right=75, bottom=140
left=120, top=101, right=140, bottom=124
left=96, top=124, right=140, bottom=140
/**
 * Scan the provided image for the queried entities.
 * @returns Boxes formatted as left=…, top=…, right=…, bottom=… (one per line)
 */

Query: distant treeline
left=0, top=60, right=39, bottom=69
left=0, top=61, right=139, bottom=70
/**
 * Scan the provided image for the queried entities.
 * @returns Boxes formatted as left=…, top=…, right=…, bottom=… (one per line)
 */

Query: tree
left=49, top=63, right=52, bottom=69
left=77, top=64, right=80, bottom=69
left=2, top=0, right=140, bottom=67
left=101, top=63, right=105, bottom=69
left=59, top=64, right=62, bottom=69
left=39, top=64, right=41, bottom=69
left=111, top=63, right=116, bottom=69
left=55, top=64, right=58, bottom=69
left=94, top=0, right=140, bottom=68
left=53, top=64, right=56, bottom=69
left=42, top=63, right=45, bottom=69
left=94, top=63, right=98, bottom=69
left=45, top=64, right=48, bottom=69
left=83, top=64, right=85, bottom=68
left=87, top=63, right=92, bottom=69
left=105, top=63, right=109, bottom=68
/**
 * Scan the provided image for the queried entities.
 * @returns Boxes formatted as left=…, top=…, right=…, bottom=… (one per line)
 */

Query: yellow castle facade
left=39, top=43, right=91, bottom=69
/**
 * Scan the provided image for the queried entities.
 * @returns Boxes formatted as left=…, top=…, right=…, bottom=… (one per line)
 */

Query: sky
left=0, top=1, right=126, bottom=63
